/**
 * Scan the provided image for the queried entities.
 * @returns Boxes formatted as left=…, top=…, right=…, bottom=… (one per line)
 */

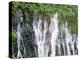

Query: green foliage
left=10, top=30, right=16, bottom=42
left=10, top=1, right=78, bottom=33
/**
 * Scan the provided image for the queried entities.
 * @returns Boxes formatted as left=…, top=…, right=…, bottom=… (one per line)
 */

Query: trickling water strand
left=65, top=22, right=72, bottom=55
left=56, top=39, right=62, bottom=56
left=49, top=13, right=59, bottom=56
left=60, top=24, right=66, bottom=55
left=43, top=20, right=49, bottom=57
left=64, top=22, right=75, bottom=55
left=17, top=16, right=26, bottom=58
left=17, top=22, right=23, bottom=58
left=37, top=19, right=43, bottom=57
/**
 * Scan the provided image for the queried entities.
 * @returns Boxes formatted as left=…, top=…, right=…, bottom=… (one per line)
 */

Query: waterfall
left=60, top=24, right=66, bottom=55
left=49, top=13, right=59, bottom=56
left=64, top=22, right=75, bottom=55
left=33, top=13, right=59, bottom=57
left=17, top=22, right=22, bottom=58
left=33, top=18, right=49, bottom=57
left=17, top=16, right=26, bottom=58
left=33, top=13, right=77, bottom=57
left=16, top=12, right=78, bottom=58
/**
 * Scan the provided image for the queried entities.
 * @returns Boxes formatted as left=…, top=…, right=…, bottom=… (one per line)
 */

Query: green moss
left=11, top=30, right=16, bottom=42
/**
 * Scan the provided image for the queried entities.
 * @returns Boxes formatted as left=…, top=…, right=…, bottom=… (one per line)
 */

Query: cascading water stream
left=49, top=13, right=59, bottom=56
left=33, top=13, right=77, bottom=57
left=33, top=18, right=49, bottom=57
left=60, top=24, right=66, bottom=55
left=33, top=13, right=59, bottom=57
left=64, top=22, right=75, bottom=55
left=16, top=12, right=77, bottom=58
left=17, top=21, right=23, bottom=58
left=17, top=16, right=26, bottom=58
